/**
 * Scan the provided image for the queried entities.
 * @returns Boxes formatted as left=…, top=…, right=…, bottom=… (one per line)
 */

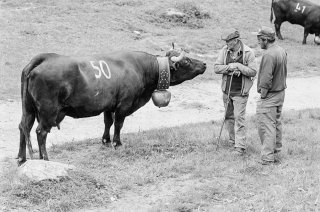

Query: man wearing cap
left=254, top=26, right=287, bottom=165
left=214, top=30, right=257, bottom=155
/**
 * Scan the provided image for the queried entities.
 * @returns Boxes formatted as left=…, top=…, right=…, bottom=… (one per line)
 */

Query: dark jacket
left=257, top=43, right=287, bottom=95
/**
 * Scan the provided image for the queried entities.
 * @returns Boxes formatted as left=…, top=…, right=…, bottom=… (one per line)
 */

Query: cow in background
left=18, top=48, right=206, bottom=165
left=270, top=0, right=320, bottom=44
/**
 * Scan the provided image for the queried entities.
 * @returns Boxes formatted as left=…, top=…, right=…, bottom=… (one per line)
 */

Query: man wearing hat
left=253, top=26, right=287, bottom=165
left=214, top=30, right=257, bottom=155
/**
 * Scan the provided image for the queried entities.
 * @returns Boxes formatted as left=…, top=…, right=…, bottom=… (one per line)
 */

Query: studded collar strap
left=156, top=57, right=170, bottom=90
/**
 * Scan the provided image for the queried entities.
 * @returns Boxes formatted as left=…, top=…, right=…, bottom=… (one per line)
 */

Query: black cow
left=270, top=0, right=320, bottom=44
left=18, top=48, right=206, bottom=165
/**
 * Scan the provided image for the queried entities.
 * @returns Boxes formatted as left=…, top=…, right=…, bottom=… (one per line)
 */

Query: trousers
left=223, top=94, right=248, bottom=150
left=256, top=91, right=285, bottom=162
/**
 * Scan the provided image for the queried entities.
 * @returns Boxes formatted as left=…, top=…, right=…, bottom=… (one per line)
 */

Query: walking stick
left=216, top=71, right=234, bottom=151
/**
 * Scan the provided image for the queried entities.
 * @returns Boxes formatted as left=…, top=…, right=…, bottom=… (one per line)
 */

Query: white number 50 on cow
left=90, top=60, right=111, bottom=79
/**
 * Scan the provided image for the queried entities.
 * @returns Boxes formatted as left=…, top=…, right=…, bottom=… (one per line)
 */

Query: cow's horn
left=169, top=42, right=175, bottom=51
left=171, top=51, right=185, bottom=62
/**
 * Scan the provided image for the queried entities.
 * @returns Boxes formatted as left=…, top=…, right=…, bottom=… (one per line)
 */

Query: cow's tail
left=20, top=53, right=51, bottom=160
left=270, top=0, right=274, bottom=23
left=21, top=54, right=51, bottom=115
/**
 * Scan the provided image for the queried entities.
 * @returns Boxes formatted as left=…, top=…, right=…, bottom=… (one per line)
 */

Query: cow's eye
left=184, top=59, right=191, bottom=65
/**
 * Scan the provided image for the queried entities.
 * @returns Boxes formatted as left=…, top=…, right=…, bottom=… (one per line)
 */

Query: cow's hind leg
left=113, top=113, right=125, bottom=148
left=36, top=125, right=50, bottom=160
left=274, top=19, right=284, bottom=40
left=35, top=108, right=56, bottom=160
left=102, top=111, right=114, bottom=147
left=18, top=112, right=35, bottom=165
left=36, top=111, right=65, bottom=159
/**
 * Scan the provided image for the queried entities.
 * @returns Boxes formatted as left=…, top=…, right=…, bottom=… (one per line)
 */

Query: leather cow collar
left=156, top=57, right=170, bottom=90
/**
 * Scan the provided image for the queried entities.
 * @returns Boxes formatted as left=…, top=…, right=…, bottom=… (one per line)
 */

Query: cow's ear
left=174, top=62, right=180, bottom=69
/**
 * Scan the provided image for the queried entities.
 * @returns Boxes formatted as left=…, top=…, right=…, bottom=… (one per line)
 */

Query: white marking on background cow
left=295, top=3, right=306, bottom=13
left=89, top=60, right=111, bottom=79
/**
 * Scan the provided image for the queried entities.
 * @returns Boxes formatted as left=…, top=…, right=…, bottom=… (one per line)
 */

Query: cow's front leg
left=303, top=27, right=310, bottom=44
left=102, top=111, right=114, bottom=147
left=113, top=114, right=125, bottom=148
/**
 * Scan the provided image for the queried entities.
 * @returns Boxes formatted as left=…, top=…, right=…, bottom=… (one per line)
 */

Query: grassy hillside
left=1, top=108, right=320, bottom=211
left=1, top=0, right=320, bottom=100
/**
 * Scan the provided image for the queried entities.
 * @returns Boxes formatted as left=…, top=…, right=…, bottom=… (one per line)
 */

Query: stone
left=161, top=8, right=186, bottom=19
left=18, top=160, right=76, bottom=182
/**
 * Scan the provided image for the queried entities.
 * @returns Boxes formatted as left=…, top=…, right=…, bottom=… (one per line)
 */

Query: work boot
left=274, top=149, right=281, bottom=154
left=258, top=158, right=281, bottom=165
left=232, top=147, right=245, bottom=156
left=274, top=149, right=282, bottom=163
left=228, top=139, right=235, bottom=145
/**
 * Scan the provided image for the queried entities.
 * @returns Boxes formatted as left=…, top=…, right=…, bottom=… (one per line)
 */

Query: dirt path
left=1, top=77, right=320, bottom=164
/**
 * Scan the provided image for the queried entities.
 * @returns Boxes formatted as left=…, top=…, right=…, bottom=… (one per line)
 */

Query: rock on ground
left=18, top=160, right=76, bottom=182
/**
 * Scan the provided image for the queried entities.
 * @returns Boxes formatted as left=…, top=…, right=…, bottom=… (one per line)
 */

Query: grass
left=1, top=0, right=320, bottom=100
left=1, top=108, right=320, bottom=211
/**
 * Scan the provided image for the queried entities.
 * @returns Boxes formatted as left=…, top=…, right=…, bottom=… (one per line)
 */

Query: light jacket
left=214, top=41, right=257, bottom=96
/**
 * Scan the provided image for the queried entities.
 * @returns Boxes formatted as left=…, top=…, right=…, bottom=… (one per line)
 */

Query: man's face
left=257, top=36, right=267, bottom=49
left=226, top=38, right=238, bottom=51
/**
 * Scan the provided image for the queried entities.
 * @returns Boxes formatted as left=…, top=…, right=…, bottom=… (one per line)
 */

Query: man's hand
left=228, top=63, right=241, bottom=76
left=260, top=88, right=268, bottom=99
left=233, top=70, right=241, bottom=77
left=228, top=63, right=239, bottom=70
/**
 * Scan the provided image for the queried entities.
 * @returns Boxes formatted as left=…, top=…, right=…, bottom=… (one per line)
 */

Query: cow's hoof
left=277, top=35, right=283, bottom=40
left=114, top=142, right=122, bottom=149
left=102, top=138, right=112, bottom=146
left=105, top=142, right=114, bottom=148
left=17, top=158, right=26, bottom=166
